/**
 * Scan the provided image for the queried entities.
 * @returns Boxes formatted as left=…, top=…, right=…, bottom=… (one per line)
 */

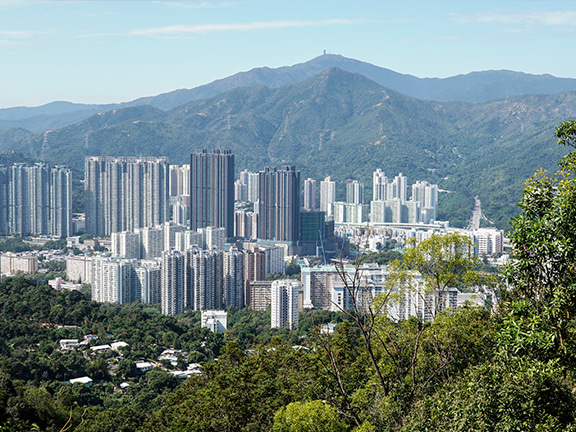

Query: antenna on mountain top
left=323, top=50, right=326, bottom=55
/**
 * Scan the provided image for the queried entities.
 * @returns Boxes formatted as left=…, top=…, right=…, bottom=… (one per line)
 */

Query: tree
left=116, top=360, right=136, bottom=379
left=272, top=400, right=348, bottom=432
left=317, top=231, right=493, bottom=429
left=389, top=232, right=490, bottom=319
left=501, top=120, right=576, bottom=365
left=402, top=356, right=576, bottom=432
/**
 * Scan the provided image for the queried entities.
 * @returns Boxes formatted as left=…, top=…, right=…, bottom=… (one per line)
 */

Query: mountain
left=4, top=54, right=576, bottom=133
left=8, top=67, right=575, bottom=229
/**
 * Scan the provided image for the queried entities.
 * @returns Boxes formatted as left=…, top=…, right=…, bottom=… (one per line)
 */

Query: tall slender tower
left=190, top=149, right=234, bottom=238
left=346, top=180, right=364, bottom=204
left=373, top=169, right=388, bottom=201
left=320, top=176, right=336, bottom=218
left=394, top=173, right=408, bottom=201
left=303, top=178, right=317, bottom=211
left=161, top=249, right=185, bottom=316
left=186, top=248, right=224, bottom=311
left=224, top=248, right=244, bottom=309
left=0, top=166, right=7, bottom=234
left=257, top=165, right=300, bottom=243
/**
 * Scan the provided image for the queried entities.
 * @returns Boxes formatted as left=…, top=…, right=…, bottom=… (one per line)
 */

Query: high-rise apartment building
left=190, top=149, right=234, bottom=238
left=185, top=248, right=224, bottom=311
left=303, top=178, right=317, bottom=211
left=234, top=210, right=257, bottom=240
left=257, top=165, right=300, bottom=243
left=373, top=169, right=388, bottom=201
left=198, top=226, right=225, bottom=250
left=169, top=164, right=190, bottom=197
left=237, top=170, right=259, bottom=203
left=1, top=163, right=72, bottom=237
left=224, top=248, right=244, bottom=309
left=0, top=167, right=7, bottom=233
left=172, top=195, right=190, bottom=226
left=138, top=226, right=164, bottom=259
left=163, top=222, right=187, bottom=250
left=91, top=256, right=138, bottom=304
left=136, top=260, right=162, bottom=304
left=111, top=231, right=141, bottom=259
left=346, top=180, right=364, bottom=204
left=271, top=280, right=299, bottom=330
left=249, top=280, right=272, bottom=310
left=174, top=230, right=202, bottom=252
left=333, top=202, right=369, bottom=224
left=234, top=179, right=247, bottom=202
left=161, top=249, right=185, bottom=316
left=320, top=176, right=336, bottom=218
left=243, top=248, right=266, bottom=307
left=393, top=173, right=408, bottom=201
left=85, top=156, right=169, bottom=236
left=66, top=255, right=93, bottom=284
left=411, top=181, right=438, bottom=222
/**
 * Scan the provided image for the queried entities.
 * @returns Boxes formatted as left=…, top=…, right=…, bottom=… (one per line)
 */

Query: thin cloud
left=163, top=1, right=241, bottom=9
left=0, top=39, right=20, bottom=46
left=0, top=30, right=53, bottom=38
left=130, top=18, right=367, bottom=38
left=451, top=10, right=576, bottom=26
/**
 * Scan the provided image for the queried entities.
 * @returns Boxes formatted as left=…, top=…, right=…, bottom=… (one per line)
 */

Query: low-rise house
left=90, top=344, right=111, bottom=352
left=111, top=341, right=129, bottom=351
left=69, top=376, right=93, bottom=386
left=59, top=339, right=80, bottom=350
left=136, top=362, right=153, bottom=372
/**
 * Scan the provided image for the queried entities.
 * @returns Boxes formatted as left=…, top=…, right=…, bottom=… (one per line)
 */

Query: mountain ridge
left=4, top=54, right=576, bottom=133
left=6, top=67, right=575, bottom=229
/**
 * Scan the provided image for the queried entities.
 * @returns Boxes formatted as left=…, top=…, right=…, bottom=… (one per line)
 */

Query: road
left=468, top=196, right=482, bottom=231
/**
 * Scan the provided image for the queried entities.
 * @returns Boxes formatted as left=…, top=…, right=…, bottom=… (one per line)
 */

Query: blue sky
left=2, top=0, right=576, bottom=108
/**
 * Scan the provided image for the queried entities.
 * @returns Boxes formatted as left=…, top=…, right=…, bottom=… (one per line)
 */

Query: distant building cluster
left=302, top=264, right=494, bottom=322
left=0, top=163, right=72, bottom=237
left=326, top=171, right=439, bottom=225
left=70, top=228, right=289, bottom=317
left=1, top=147, right=507, bottom=327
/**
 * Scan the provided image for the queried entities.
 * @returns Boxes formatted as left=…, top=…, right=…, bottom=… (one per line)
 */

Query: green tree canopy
left=272, top=400, right=348, bottom=432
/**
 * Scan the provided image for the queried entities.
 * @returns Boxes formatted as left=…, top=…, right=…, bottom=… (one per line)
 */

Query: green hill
left=8, top=68, right=576, bottom=229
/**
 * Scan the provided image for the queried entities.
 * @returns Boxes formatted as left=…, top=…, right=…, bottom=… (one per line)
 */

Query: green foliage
left=272, top=400, right=348, bottom=432
left=352, top=250, right=402, bottom=266
left=40, top=239, right=67, bottom=251
left=402, top=357, right=576, bottom=431
left=501, top=121, right=576, bottom=365
left=116, top=360, right=137, bottom=379
left=0, top=236, right=32, bottom=253
left=388, top=233, right=493, bottom=318
left=146, top=341, right=310, bottom=432
left=285, top=263, right=301, bottom=277
left=348, top=307, right=495, bottom=430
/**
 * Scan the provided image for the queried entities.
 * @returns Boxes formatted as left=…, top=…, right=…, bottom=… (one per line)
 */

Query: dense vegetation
left=4, top=122, right=576, bottom=431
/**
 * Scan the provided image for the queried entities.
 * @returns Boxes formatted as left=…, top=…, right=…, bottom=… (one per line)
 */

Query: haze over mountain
left=3, top=54, right=576, bottom=133
left=4, top=67, right=575, bottom=229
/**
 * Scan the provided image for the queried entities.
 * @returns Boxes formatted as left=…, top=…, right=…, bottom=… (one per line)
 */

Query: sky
left=2, top=0, right=576, bottom=108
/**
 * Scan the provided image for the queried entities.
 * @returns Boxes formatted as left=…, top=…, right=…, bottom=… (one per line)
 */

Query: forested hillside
left=5, top=119, right=576, bottom=430
left=6, top=68, right=575, bottom=229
